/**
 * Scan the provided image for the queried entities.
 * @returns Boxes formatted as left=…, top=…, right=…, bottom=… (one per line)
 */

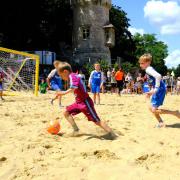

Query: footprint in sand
left=0, top=157, right=7, bottom=162
left=130, top=138, right=139, bottom=143
left=123, top=127, right=130, bottom=131
left=159, top=141, right=164, bottom=145
left=81, top=150, right=120, bottom=160
left=135, top=153, right=162, bottom=165
left=93, top=150, right=119, bottom=160
left=0, top=157, right=16, bottom=180
left=43, top=144, right=53, bottom=149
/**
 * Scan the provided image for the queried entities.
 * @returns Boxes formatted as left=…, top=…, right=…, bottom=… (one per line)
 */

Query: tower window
left=82, top=27, right=90, bottom=40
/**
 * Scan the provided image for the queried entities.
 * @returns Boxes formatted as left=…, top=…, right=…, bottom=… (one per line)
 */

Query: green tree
left=0, top=0, right=72, bottom=53
left=110, top=6, right=136, bottom=64
left=174, top=64, right=180, bottom=77
left=133, top=33, right=168, bottom=75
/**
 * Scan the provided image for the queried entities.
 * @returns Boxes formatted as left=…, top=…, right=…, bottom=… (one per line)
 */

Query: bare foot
left=101, top=132, right=118, bottom=140
left=175, top=110, right=180, bottom=119
left=50, top=99, right=54, bottom=105
left=155, top=122, right=166, bottom=128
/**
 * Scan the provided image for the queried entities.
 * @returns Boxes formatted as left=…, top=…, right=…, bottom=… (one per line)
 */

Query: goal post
left=0, top=47, right=40, bottom=96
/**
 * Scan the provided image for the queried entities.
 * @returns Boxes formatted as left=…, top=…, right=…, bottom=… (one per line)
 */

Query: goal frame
left=0, top=47, right=40, bottom=96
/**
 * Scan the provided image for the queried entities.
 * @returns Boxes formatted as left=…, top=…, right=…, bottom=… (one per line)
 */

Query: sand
left=0, top=92, right=180, bottom=180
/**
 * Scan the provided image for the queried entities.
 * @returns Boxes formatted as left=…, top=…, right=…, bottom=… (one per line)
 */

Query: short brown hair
left=139, top=53, right=152, bottom=63
left=57, top=62, right=72, bottom=73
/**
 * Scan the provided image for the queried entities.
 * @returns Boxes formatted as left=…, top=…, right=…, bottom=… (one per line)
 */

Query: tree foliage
left=0, top=0, right=72, bottom=54
left=168, top=65, right=180, bottom=77
left=133, top=33, right=168, bottom=75
left=175, top=64, right=180, bottom=77
left=110, top=6, right=136, bottom=64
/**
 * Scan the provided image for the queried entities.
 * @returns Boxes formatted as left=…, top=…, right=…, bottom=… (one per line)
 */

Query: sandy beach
left=0, top=92, right=180, bottom=180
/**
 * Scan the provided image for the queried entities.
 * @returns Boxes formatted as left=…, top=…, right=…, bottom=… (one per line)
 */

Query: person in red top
left=53, top=62, right=117, bottom=140
left=115, top=67, right=124, bottom=95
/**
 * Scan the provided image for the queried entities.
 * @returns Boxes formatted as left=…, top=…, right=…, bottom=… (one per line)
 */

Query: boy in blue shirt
left=88, top=63, right=103, bottom=105
left=47, top=60, right=63, bottom=107
left=139, top=54, right=180, bottom=128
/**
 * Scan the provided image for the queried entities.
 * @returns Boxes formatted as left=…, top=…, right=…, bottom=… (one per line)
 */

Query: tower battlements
left=72, top=0, right=111, bottom=8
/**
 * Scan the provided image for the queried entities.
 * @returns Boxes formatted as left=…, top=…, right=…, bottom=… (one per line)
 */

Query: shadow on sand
left=59, top=132, right=120, bottom=141
left=166, top=123, right=180, bottom=129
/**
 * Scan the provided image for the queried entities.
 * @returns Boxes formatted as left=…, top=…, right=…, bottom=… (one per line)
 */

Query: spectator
left=115, top=67, right=124, bottom=96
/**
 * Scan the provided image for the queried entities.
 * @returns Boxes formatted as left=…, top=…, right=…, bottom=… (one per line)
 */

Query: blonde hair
left=53, top=60, right=61, bottom=67
left=94, top=63, right=101, bottom=69
left=57, top=62, right=72, bottom=73
left=139, top=53, right=152, bottom=63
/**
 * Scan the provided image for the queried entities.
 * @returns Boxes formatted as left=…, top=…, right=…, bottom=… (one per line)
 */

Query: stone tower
left=72, top=0, right=115, bottom=65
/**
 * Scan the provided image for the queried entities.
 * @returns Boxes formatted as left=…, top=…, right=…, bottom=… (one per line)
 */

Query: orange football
left=47, top=120, right=60, bottom=135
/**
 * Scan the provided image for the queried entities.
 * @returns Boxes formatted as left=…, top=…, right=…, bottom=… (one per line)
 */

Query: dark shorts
left=111, top=83, right=116, bottom=88
left=66, top=97, right=100, bottom=123
left=116, top=80, right=124, bottom=91
left=0, top=83, right=3, bottom=91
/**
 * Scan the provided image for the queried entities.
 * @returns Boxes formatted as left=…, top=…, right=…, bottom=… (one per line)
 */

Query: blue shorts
left=151, top=85, right=166, bottom=108
left=143, top=82, right=150, bottom=93
left=51, top=83, right=62, bottom=91
left=0, top=83, right=3, bottom=91
left=91, top=84, right=100, bottom=93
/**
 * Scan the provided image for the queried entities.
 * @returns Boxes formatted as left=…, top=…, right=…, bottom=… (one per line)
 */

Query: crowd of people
left=38, top=61, right=180, bottom=98
left=92, top=67, right=180, bottom=96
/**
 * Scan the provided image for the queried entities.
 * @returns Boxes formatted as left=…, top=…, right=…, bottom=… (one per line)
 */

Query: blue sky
left=112, top=0, right=180, bottom=68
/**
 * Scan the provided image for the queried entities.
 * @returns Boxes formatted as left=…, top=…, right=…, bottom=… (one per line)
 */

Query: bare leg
left=95, top=121, right=112, bottom=132
left=93, top=93, right=96, bottom=104
left=51, top=94, right=58, bottom=105
left=118, top=87, right=121, bottom=96
left=0, top=91, right=4, bottom=100
left=149, top=106, right=166, bottom=127
left=58, top=96, right=62, bottom=106
left=156, top=109, right=180, bottom=119
left=95, top=121, right=117, bottom=140
left=97, top=93, right=100, bottom=105
left=63, top=111, right=80, bottom=136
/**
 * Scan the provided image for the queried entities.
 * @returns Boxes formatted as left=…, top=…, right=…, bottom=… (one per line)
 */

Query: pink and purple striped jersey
left=69, top=73, right=89, bottom=103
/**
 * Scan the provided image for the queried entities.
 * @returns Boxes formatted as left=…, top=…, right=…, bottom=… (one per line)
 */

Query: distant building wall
left=72, top=0, right=114, bottom=65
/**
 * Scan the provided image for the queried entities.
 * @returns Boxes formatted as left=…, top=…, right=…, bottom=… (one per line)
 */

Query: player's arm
left=88, top=71, right=94, bottom=88
left=56, top=74, right=79, bottom=96
left=146, top=67, right=161, bottom=94
left=56, top=88, right=75, bottom=96
left=47, top=69, right=56, bottom=89
left=46, top=77, right=51, bottom=89
left=100, top=72, right=104, bottom=88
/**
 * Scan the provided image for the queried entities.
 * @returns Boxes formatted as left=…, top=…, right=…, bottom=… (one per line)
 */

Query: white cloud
left=165, top=50, right=180, bottom=68
left=128, top=27, right=145, bottom=35
left=144, top=0, right=180, bottom=35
